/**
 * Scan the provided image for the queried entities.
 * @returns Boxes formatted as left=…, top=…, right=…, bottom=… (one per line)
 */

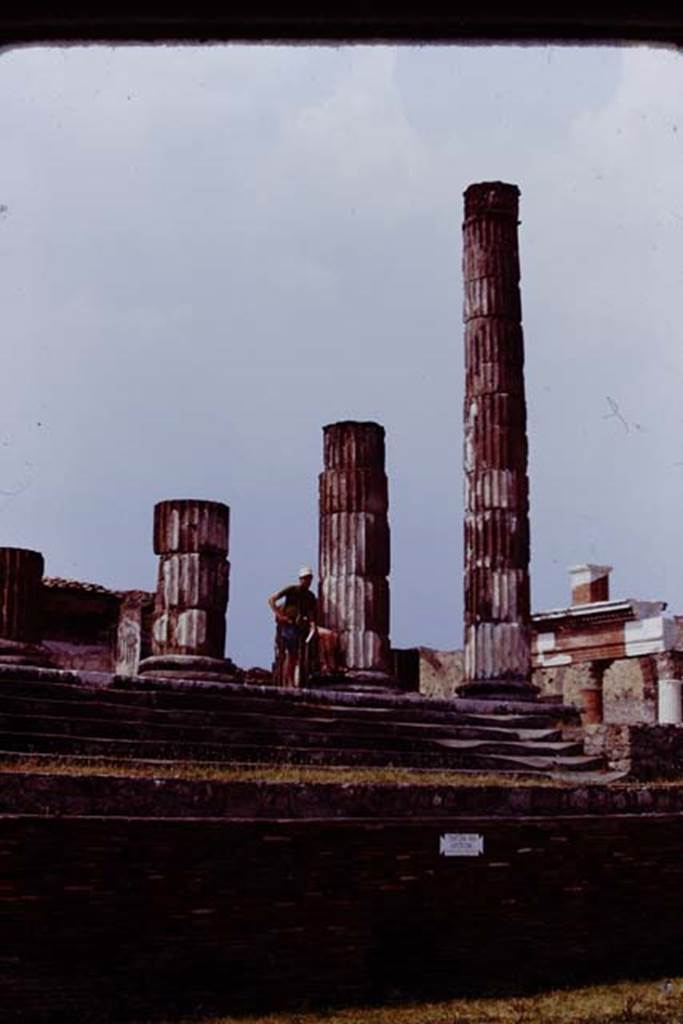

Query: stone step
left=0, top=694, right=563, bottom=745
left=433, top=737, right=584, bottom=757
left=485, top=752, right=605, bottom=773
left=0, top=678, right=564, bottom=732
left=0, top=731, right=599, bottom=772
left=0, top=761, right=626, bottom=820
left=0, top=670, right=597, bottom=775
left=0, top=747, right=606, bottom=778
left=317, top=704, right=562, bottom=731
left=0, top=713, right=578, bottom=759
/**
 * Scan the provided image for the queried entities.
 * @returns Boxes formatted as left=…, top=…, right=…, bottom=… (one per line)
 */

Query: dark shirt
left=274, top=585, right=317, bottom=626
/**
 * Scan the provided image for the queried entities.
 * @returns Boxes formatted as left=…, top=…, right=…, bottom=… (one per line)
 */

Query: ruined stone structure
left=319, top=421, right=393, bottom=686
left=532, top=564, right=683, bottom=725
left=459, top=182, right=535, bottom=698
left=0, top=547, right=51, bottom=666
left=138, top=499, right=236, bottom=682
left=41, top=578, right=154, bottom=674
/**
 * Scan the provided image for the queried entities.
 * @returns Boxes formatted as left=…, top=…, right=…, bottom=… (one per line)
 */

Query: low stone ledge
left=116, top=671, right=579, bottom=717
left=1, top=771, right=683, bottom=819
left=0, top=663, right=83, bottom=685
left=0, top=663, right=580, bottom=720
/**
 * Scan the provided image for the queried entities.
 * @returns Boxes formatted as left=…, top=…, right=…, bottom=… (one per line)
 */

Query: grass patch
left=0, top=756, right=565, bottom=787
left=162, top=977, right=683, bottom=1024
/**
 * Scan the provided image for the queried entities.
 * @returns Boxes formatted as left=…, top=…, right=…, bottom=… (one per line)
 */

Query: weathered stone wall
left=41, top=584, right=120, bottom=672
left=585, top=723, right=683, bottom=779
left=583, top=724, right=633, bottom=773
left=603, top=656, right=657, bottom=723
left=533, top=657, right=657, bottom=724
left=4, top=803, right=683, bottom=1020
left=39, top=583, right=155, bottom=675
left=533, top=663, right=594, bottom=710
left=418, top=647, right=464, bottom=699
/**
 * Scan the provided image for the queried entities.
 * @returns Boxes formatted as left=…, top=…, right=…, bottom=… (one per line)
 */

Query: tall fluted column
left=0, top=547, right=52, bottom=666
left=319, top=421, right=395, bottom=687
left=458, top=182, right=536, bottom=698
left=138, top=500, right=237, bottom=683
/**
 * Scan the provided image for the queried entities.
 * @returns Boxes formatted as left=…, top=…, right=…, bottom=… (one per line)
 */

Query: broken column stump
left=0, top=547, right=52, bottom=667
left=457, top=182, right=537, bottom=700
left=317, top=421, right=397, bottom=690
left=138, top=500, right=237, bottom=683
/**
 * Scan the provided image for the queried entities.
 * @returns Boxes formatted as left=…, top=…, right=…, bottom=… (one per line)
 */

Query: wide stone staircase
left=0, top=665, right=603, bottom=774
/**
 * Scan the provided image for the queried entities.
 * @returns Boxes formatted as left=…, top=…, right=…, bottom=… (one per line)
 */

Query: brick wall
left=4, top=802, right=683, bottom=1020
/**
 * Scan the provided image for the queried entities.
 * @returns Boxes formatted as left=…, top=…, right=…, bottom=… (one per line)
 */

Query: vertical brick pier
left=138, top=500, right=236, bottom=683
left=0, top=547, right=52, bottom=666
left=319, top=421, right=395, bottom=689
left=458, top=183, right=536, bottom=699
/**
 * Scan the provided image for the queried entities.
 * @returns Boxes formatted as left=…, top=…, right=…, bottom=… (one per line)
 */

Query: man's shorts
left=279, top=623, right=302, bottom=654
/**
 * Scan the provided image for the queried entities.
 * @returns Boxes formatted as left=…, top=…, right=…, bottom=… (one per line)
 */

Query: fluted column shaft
left=319, top=422, right=391, bottom=674
left=151, top=500, right=229, bottom=658
left=139, top=500, right=235, bottom=682
left=461, top=182, right=532, bottom=691
left=0, top=547, right=52, bottom=666
left=0, top=548, right=43, bottom=642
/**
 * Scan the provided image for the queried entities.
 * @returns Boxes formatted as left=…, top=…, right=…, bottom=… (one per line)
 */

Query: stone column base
left=137, top=654, right=238, bottom=684
left=0, top=638, right=54, bottom=668
left=307, top=669, right=399, bottom=694
left=456, top=679, right=540, bottom=700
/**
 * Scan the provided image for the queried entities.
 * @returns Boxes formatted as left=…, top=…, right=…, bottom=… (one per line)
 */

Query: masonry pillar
left=457, top=182, right=536, bottom=699
left=319, top=421, right=395, bottom=688
left=0, top=547, right=52, bottom=666
left=115, top=591, right=154, bottom=676
left=580, top=661, right=608, bottom=725
left=569, top=564, right=612, bottom=606
left=138, top=500, right=237, bottom=683
left=656, top=653, right=683, bottom=724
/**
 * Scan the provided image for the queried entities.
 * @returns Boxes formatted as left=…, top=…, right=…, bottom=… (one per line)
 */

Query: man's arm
left=268, top=587, right=290, bottom=622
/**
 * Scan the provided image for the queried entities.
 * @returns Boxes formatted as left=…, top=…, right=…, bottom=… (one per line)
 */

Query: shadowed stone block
left=0, top=547, right=52, bottom=666
left=139, top=500, right=236, bottom=683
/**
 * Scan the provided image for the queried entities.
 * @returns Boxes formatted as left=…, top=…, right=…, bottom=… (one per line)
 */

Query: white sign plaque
left=439, top=833, right=484, bottom=857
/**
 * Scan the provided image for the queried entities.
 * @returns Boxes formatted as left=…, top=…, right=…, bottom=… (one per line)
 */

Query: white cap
left=298, top=566, right=314, bottom=578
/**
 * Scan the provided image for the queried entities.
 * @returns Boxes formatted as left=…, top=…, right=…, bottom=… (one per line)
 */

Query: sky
left=0, top=42, right=682, bottom=668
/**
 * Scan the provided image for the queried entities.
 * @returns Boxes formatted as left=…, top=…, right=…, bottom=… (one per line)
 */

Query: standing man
left=268, top=567, right=342, bottom=687
left=268, top=567, right=318, bottom=688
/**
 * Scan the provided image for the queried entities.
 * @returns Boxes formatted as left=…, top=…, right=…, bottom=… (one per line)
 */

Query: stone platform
left=0, top=664, right=602, bottom=775
left=1, top=770, right=683, bottom=1022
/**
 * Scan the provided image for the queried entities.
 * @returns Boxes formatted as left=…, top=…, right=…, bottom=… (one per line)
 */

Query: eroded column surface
left=138, top=500, right=236, bottom=682
left=319, top=421, right=394, bottom=686
left=0, top=547, right=52, bottom=666
left=458, top=182, right=536, bottom=698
